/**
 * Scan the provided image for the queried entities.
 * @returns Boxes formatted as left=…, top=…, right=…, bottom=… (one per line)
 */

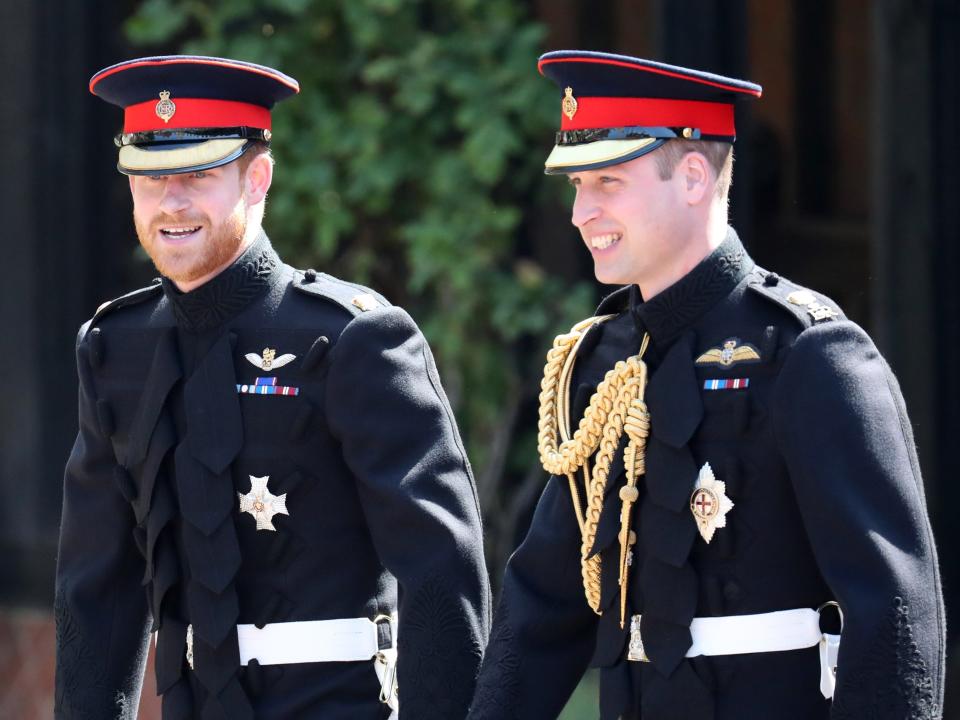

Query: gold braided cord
left=566, top=472, right=586, bottom=534
left=617, top=345, right=650, bottom=627
left=556, top=318, right=607, bottom=537
left=538, top=316, right=650, bottom=615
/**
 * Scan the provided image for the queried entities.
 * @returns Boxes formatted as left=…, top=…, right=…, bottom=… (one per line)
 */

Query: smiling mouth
left=590, top=233, right=622, bottom=250
left=159, top=226, right=202, bottom=240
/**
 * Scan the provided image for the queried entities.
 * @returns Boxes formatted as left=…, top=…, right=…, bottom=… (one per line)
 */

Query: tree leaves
left=126, top=0, right=594, bottom=578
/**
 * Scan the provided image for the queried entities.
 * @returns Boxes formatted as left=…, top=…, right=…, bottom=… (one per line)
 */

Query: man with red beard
left=54, top=55, right=490, bottom=720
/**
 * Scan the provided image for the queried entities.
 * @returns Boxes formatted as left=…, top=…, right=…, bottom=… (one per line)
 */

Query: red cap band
left=123, top=97, right=272, bottom=133
left=562, top=97, right=735, bottom=135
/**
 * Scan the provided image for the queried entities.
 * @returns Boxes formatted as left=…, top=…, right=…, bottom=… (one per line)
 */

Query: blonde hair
left=653, top=140, right=733, bottom=200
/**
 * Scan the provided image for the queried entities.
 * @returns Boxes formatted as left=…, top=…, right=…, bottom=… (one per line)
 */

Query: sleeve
left=771, top=321, right=945, bottom=719
left=54, top=323, right=151, bottom=719
left=325, top=306, right=492, bottom=720
left=468, top=475, right=599, bottom=720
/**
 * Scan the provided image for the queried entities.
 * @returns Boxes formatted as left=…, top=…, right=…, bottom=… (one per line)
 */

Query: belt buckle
left=626, top=614, right=649, bottom=662
left=373, top=614, right=394, bottom=649
left=817, top=601, right=844, bottom=634
left=373, top=614, right=398, bottom=705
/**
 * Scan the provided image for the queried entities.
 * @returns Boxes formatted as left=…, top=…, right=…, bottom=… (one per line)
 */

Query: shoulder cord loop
left=538, top=316, right=650, bottom=622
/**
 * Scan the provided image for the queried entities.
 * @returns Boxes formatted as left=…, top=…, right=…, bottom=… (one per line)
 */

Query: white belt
left=628, top=605, right=842, bottom=699
left=236, top=617, right=385, bottom=665
left=185, top=615, right=399, bottom=711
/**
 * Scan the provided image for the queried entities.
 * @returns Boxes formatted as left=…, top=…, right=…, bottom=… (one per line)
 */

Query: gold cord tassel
left=538, top=318, right=650, bottom=615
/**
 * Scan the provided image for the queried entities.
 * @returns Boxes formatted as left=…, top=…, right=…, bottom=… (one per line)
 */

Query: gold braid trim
left=538, top=317, right=650, bottom=615
left=618, top=370, right=650, bottom=627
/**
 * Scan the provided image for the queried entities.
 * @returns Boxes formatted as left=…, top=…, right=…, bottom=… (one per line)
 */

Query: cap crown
left=90, top=55, right=299, bottom=175
left=538, top=50, right=761, bottom=174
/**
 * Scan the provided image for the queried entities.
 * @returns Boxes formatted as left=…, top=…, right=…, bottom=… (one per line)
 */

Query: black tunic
left=468, top=229, right=944, bottom=720
left=55, top=233, right=491, bottom=719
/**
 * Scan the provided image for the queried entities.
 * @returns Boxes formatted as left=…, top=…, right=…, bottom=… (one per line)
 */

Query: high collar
left=162, top=230, right=281, bottom=333
left=627, top=227, right=754, bottom=347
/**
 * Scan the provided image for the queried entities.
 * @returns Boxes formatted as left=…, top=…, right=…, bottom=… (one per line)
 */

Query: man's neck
left=174, top=224, right=261, bottom=293
left=637, top=213, right=728, bottom=301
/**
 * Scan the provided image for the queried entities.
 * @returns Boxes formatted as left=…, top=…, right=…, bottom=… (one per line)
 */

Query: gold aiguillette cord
left=539, top=319, right=651, bottom=620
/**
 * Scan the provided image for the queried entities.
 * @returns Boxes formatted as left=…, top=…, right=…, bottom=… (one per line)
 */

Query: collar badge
left=562, top=86, right=578, bottom=120
left=155, top=90, right=176, bottom=123
left=351, top=294, right=379, bottom=312
left=690, top=462, right=734, bottom=543
left=787, top=290, right=840, bottom=322
left=695, top=338, right=761, bottom=367
left=238, top=475, right=289, bottom=531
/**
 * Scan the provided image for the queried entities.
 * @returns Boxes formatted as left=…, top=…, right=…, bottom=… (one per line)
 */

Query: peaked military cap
left=89, top=55, right=299, bottom=176
left=538, top=50, right=762, bottom=174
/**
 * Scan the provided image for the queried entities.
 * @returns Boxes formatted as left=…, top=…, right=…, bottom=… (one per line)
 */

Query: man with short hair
left=468, top=50, right=944, bottom=720
left=55, top=55, right=491, bottom=719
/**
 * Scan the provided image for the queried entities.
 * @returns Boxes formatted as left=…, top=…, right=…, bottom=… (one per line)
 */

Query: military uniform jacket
left=468, top=230, right=944, bottom=720
left=55, top=233, right=491, bottom=719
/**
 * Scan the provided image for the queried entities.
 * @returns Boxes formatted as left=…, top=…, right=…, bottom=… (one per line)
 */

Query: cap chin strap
left=555, top=125, right=736, bottom=147
left=556, top=125, right=698, bottom=145
left=115, top=126, right=271, bottom=148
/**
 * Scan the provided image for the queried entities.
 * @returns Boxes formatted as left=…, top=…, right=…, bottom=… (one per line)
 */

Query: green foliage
left=125, top=0, right=594, bottom=554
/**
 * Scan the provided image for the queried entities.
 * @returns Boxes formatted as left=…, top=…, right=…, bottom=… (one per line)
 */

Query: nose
left=157, top=176, right=191, bottom=215
left=571, top=188, right=600, bottom=229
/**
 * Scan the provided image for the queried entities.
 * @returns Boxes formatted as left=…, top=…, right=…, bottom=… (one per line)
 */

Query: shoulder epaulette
left=746, top=268, right=845, bottom=328
left=595, top=285, right=632, bottom=315
left=90, top=281, right=163, bottom=326
left=292, top=269, right=392, bottom=317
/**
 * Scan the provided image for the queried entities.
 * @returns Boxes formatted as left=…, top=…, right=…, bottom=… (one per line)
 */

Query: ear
left=680, top=151, right=712, bottom=206
left=242, top=152, right=273, bottom=206
left=128, top=175, right=136, bottom=194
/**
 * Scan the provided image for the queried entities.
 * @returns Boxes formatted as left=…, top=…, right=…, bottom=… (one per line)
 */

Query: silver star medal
left=238, top=475, right=289, bottom=531
left=689, top=462, right=734, bottom=543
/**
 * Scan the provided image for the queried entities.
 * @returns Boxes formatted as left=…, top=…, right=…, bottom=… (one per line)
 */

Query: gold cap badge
left=562, top=87, right=578, bottom=120
left=155, top=90, right=176, bottom=123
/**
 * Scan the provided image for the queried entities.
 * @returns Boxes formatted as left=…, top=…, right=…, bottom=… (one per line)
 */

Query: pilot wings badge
left=695, top=338, right=761, bottom=368
left=245, top=347, right=297, bottom=372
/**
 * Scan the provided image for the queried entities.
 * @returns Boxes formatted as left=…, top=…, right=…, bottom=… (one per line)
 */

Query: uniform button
left=303, top=268, right=318, bottom=283
left=764, top=272, right=780, bottom=286
left=723, top=580, right=743, bottom=602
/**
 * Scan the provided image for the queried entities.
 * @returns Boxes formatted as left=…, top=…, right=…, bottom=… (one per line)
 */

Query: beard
left=135, top=202, right=248, bottom=285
